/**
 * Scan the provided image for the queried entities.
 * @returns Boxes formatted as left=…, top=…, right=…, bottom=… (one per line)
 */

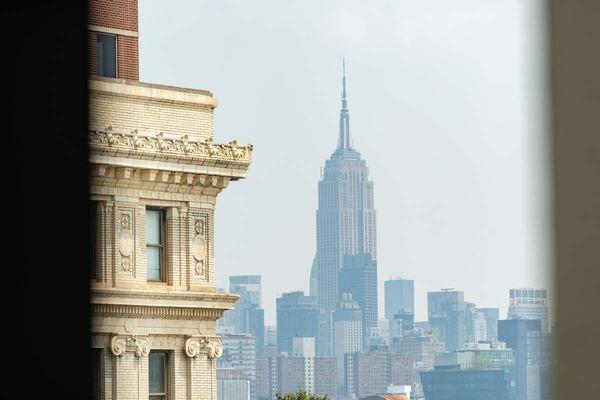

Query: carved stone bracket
left=111, top=334, right=150, bottom=357
left=185, top=335, right=223, bottom=359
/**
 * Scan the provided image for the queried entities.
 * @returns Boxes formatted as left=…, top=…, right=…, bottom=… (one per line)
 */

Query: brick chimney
left=88, top=0, right=139, bottom=80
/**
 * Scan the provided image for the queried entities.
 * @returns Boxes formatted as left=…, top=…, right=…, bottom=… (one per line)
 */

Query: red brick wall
left=89, top=0, right=137, bottom=31
left=89, top=0, right=139, bottom=80
left=116, top=36, right=139, bottom=80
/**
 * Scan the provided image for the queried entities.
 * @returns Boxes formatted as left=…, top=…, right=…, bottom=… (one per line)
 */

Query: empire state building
left=312, top=62, right=377, bottom=352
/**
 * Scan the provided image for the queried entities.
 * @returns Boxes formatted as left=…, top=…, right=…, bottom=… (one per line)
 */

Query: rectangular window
left=149, top=351, right=168, bottom=400
left=97, top=33, right=117, bottom=78
left=90, top=348, right=100, bottom=400
left=146, top=208, right=166, bottom=281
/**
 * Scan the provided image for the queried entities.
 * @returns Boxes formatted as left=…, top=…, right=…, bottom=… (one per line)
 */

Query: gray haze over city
left=139, top=0, right=552, bottom=326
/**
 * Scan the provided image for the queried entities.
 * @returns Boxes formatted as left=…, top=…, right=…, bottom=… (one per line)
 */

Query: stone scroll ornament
left=111, top=334, right=150, bottom=357
left=185, top=336, right=223, bottom=359
left=118, top=214, right=133, bottom=272
left=192, top=218, right=207, bottom=277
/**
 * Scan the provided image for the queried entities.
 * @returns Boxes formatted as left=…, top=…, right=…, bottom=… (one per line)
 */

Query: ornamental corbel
left=110, top=334, right=150, bottom=358
left=157, top=132, right=166, bottom=151
left=205, top=137, right=217, bottom=156
left=132, top=129, right=141, bottom=148
left=106, top=126, right=115, bottom=145
left=185, top=336, right=223, bottom=359
left=182, top=135, right=191, bottom=153
left=229, top=139, right=246, bottom=159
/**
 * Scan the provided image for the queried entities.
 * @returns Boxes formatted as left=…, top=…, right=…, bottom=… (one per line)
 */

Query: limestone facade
left=90, top=75, right=252, bottom=399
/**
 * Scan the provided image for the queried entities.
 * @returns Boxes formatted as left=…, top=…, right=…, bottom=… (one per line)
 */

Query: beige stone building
left=88, top=1, right=252, bottom=399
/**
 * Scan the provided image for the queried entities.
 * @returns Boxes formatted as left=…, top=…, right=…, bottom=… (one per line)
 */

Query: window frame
left=96, top=32, right=118, bottom=78
left=149, top=350, right=169, bottom=400
left=146, top=207, right=167, bottom=283
left=90, top=348, right=101, bottom=400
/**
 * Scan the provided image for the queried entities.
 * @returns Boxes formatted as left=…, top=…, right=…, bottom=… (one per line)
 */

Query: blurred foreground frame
left=549, top=0, right=600, bottom=398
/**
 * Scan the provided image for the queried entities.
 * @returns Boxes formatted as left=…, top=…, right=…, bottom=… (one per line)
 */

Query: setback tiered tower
left=314, top=61, right=377, bottom=354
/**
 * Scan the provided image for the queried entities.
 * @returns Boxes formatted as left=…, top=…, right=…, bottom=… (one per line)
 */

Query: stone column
left=185, top=336, right=223, bottom=400
left=110, top=334, right=150, bottom=400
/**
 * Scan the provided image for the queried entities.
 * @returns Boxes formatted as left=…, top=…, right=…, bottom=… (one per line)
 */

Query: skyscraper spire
left=338, top=58, right=351, bottom=149
left=342, top=57, right=348, bottom=108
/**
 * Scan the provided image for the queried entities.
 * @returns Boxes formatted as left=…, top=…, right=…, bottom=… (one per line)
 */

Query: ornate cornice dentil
left=92, top=304, right=226, bottom=321
left=185, top=335, right=223, bottom=359
left=89, top=127, right=252, bottom=166
left=110, top=334, right=150, bottom=357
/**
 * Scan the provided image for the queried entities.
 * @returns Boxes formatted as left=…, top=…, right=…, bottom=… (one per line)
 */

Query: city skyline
left=139, top=0, right=552, bottom=325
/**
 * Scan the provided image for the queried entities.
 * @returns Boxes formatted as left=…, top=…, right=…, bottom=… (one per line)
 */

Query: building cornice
left=89, top=127, right=252, bottom=180
left=92, top=304, right=226, bottom=321
left=91, top=286, right=239, bottom=303
left=91, top=288, right=239, bottom=321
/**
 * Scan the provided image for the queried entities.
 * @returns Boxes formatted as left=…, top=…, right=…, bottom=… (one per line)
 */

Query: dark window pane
left=97, top=34, right=116, bottom=78
left=149, top=352, right=165, bottom=393
left=90, top=349, right=100, bottom=400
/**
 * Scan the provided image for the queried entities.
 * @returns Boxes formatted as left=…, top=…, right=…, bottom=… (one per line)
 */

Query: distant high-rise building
left=313, top=61, right=377, bottom=354
left=345, top=344, right=435, bottom=399
left=276, top=291, right=325, bottom=355
left=276, top=356, right=305, bottom=396
left=428, top=290, right=466, bottom=351
left=391, top=334, right=444, bottom=399
left=218, top=368, right=251, bottom=400
left=390, top=309, right=416, bottom=342
left=219, top=334, right=257, bottom=400
left=309, top=256, right=318, bottom=298
left=499, top=319, right=542, bottom=400
left=230, top=275, right=262, bottom=307
left=334, top=293, right=363, bottom=391
left=225, top=275, right=265, bottom=357
left=255, top=358, right=271, bottom=400
left=540, top=332, right=554, bottom=400
left=420, top=342, right=516, bottom=400
left=384, top=279, right=414, bottom=319
left=378, top=318, right=391, bottom=345
left=265, top=326, right=277, bottom=347
left=268, top=338, right=336, bottom=399
left=345, top=347, right=391, bottom=399
left=480, top=308, right=500, bottom=343
left=339, top=253, right=378, bottom=341
left=391, top=334, right=444, bottom=370
left=508, top=288, right=549, bottom=334
left=465, top=302, right=488, bottom=344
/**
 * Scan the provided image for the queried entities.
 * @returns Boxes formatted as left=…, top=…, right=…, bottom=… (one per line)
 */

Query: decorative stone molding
left=118, top=211, right=134, bottom=273
left=192, top=216, right=208, bottom=277
left=90, top=165, right=233, bottom=195
left=119, top=230, right=133, bottom=257
left=110, top=334, right=150, bottom=357
left=185, top=336, right=223, bottom=359
left=89, top=127, right=252, bottom=165
left=92, top=304, right=226, bottom=321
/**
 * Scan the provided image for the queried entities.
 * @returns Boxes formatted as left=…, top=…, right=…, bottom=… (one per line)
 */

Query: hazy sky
left=139, top=0, right=552, bottom=325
